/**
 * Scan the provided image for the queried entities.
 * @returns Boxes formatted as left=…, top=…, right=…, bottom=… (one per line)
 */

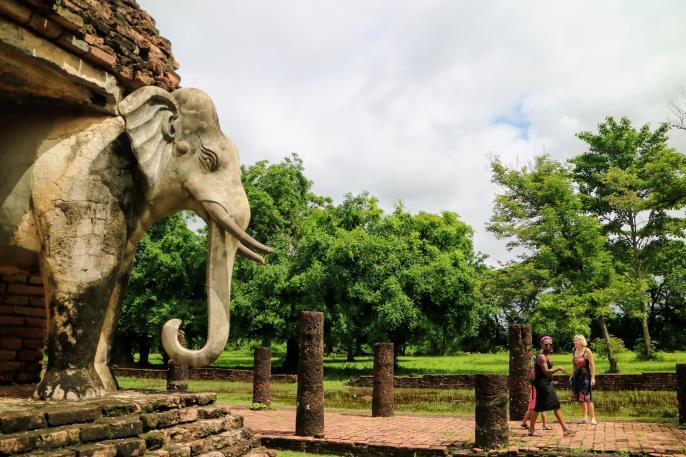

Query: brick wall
left=113, top=367, right=297, bottom=383
left=0, top=0, right=180, bottom=92
left=0, top=273, right=46, bottom=384
left=349, top=372, right=677, bottom=391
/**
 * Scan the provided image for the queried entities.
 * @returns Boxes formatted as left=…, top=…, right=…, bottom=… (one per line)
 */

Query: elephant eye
left=197, top=135, right=219, bottom=172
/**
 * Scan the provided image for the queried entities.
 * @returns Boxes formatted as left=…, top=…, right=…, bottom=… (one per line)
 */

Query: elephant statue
left=0, top=86, right=271, bottom=400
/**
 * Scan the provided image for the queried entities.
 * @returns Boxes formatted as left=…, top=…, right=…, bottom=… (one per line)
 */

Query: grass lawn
left=144, top=349, right=686, bottom=378
left=127, top=349, right=684, bottom=422
left=117, top=376, right=677, bottom=422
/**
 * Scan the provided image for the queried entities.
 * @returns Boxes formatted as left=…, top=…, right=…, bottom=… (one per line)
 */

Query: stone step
left=194, top=436, right=260, bottom=457
left=0, top=392, right=217, bottom=436
left=186, top=429, right=254, bottom=456
left=140, top=407, right=231, bottom=432
left=141, top=416, right=243, bottom=450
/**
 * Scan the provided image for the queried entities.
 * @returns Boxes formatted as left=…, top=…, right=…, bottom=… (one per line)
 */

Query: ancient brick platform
left=0, top=391, right=272, bottom=457
left=235, top=406, right=686, bottom=457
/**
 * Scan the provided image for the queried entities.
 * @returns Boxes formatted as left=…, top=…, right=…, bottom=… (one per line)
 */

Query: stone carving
left=0, top=86, right=271, bottom=400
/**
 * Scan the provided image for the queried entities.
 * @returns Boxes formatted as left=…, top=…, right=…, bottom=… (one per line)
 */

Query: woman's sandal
left=520, top=422, right=529, bottom=428
left=542, top=425, right=553, bottom=430
left=563, top=430, right=576, bottom=437
left=528, top=430, right=539, bottom=436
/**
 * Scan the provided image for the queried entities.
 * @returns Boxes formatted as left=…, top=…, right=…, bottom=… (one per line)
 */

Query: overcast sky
left=141, top=1, right=686, bottom=264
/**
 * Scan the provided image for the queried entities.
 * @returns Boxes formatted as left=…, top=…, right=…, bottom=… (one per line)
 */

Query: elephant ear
left=119, top=86, right=179, bottom=188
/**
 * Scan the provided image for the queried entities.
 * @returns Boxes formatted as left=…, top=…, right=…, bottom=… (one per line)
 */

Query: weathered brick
left=80, top=417, right=143, bottom=443
left=85, top=46, right=117, bottom=72
left=57, top=33, right=90, bottom=55
left=0, top=432, right=37, bottom=454
left=113, top=437, right=146, bottom=457
left=50, top=5, right=85, bottom=34
left=0, top=0, right=32, bottom=24
left=0, top=410, right=46, bottom=433
left=15, top=371, right=41, bottom=383
left=0, top=326, right=16, bottom=337
left=17, top=349, right=43, bottom=362
left=0, top=349, right=16, bottom=361
left=0, top=315, right=24, bottom=325
left=27, top=13, right=63, bottom=40
left=28, top=275, right=43, bottom=285
left=7, top=284, right=44, bottom=296
left=75, top=443, right=117, bottom=457
left=14, top=305, right=45, bottom=316
left=45, top=404, right=101, bottom=427
left=0, top=316, right=24, bottom=325
left=141, top=408, right=198, bottom=430
left=197, top=406, right=231, bottom=420
left=37, top=427, right=81, bottom=450
left=24, top=361, right=43, bottom=372
left=23, top=338, right=45, bottom=349
left=5, top=296, right=31, bottom=306
left=16, top=327, right=45, bottom=339
left=3, top=274, right=27, bottom=283
left=0, top=361, right=23, bottom=370
left=0, top=337, right=22, bottom=350
left=25, top=317, right=47, bottom=328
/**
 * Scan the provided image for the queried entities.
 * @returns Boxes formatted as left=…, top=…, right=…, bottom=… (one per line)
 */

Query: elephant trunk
left=161, top=221, right=235, bottom=367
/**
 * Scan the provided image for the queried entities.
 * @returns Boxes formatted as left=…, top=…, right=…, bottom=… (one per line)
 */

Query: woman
left=529, top=336, right=574, bottom=436
left=570, top=334, right=597, bottom=425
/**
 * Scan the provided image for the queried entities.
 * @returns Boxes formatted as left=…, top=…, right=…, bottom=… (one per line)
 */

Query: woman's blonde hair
left=573, top=334, right=588, bottom=347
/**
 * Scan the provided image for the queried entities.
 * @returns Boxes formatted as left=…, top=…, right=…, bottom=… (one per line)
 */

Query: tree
left=488, top=156, right=622, bottom=371
left=119, top=212, right=207, bottom=366
left=232, top=154, right=330, bottom=369
left=572, top=117, right=686, bottom=359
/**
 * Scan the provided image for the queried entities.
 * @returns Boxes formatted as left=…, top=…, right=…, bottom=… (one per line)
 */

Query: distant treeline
left=114, top=116, right=686, bottom=373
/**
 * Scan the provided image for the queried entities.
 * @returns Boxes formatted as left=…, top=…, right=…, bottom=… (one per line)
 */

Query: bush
left=591, top=335, right=627, bottom=358
left=632, top=337, right=659, bottom=360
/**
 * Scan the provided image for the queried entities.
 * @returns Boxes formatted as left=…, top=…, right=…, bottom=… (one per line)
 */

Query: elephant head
left=119, top=87, right=271, bottom=367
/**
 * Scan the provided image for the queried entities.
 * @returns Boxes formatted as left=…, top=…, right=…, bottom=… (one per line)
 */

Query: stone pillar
left=252, top=347, right=272, bottom=406
left=475, top=374, right=508, bottom=450
left=678, top=364, right=686, bottom=424
left=372, top=342, right=394, bottom=417
left=166, top=330, right=189, bottom=391
left=295, top=311, right=324, bottom=437
left=508, top=323, right=532, bottom=421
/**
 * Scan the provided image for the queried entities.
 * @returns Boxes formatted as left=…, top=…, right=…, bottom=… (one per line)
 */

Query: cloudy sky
left=141, top=1, right=686, bottom=264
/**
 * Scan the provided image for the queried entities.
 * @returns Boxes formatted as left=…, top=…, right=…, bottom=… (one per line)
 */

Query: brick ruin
left=0, top=273, right=45, bottom=384
left=0, top=0, right=180, bottom=93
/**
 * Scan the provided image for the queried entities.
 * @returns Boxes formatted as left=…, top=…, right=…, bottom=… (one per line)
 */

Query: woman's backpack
left=528, top=354, right=538, bottom=382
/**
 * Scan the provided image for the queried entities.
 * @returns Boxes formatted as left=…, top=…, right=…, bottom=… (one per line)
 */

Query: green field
left=123, top=349, right=685, bottom=422
left=143, top=349, right=686, bottom=377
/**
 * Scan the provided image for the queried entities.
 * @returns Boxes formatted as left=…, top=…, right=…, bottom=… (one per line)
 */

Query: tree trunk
left=346, top=348, right=355, bottom=362
left=641, top=303, right=653, bottom=359
left=282, top=337, right=299, bottom=372
left=598, top=317, right=619, bottom=373
left=138, top=337, right=150, bottom=367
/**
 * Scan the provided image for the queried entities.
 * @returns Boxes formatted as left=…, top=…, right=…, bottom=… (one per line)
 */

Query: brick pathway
left=230, top=406, right=686, bottom=456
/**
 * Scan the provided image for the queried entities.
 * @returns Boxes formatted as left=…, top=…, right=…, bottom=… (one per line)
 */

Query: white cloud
left=141, top=0, right=686, bottom=264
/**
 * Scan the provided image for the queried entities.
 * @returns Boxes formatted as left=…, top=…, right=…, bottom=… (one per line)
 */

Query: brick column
left=475, top=374, right=508, bottom=450
left=372, top=342, right=394, bottom=417
left=508, top=323, right=532, bottom=420
left=0, top=273, right=46, bottom=383
left=252, top=347, right=271, bottom=406
left=166, top=330, right=189, bottom=391
left=678, top=364, right=686, bottom=424
left=295, top=311, right=324, bottom=437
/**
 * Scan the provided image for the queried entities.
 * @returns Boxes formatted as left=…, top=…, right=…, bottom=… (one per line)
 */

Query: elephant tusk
left=201, top=200, right=273, bottom=254
left=237, top=243, right=267, bottom=264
